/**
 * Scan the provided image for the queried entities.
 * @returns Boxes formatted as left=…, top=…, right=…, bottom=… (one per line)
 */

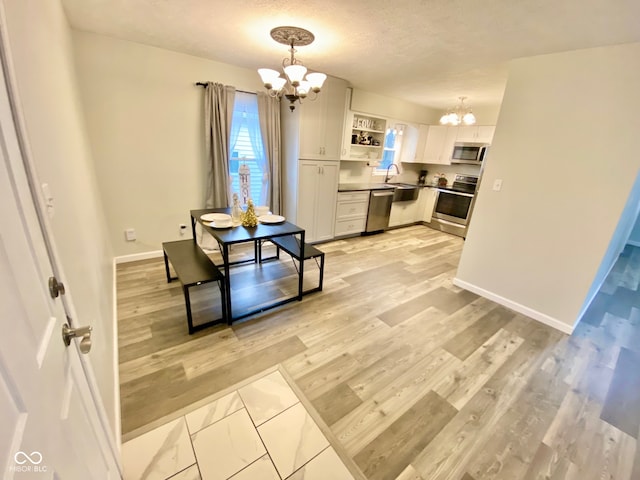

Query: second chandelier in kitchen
left=440, top=96, right=477, bottom=125
left=258, top=26, right=327, bottom=112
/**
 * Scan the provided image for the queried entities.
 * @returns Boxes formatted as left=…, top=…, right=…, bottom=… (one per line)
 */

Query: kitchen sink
left=386, top=183, right=419, bottom=202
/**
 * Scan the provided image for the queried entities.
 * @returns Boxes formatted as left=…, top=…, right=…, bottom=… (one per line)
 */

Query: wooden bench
left=162, top=240, right=227, bottom=333
left=259, top=235, right=325, bottom=294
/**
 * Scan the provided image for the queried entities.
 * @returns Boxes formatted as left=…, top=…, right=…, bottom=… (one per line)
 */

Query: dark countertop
left=338, top=182, right=440, bottom=192
left=338, top=183, right=393, bottom=192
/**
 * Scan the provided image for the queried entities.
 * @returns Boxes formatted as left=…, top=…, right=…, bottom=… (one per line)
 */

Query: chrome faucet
left=384, top=164, right=400, bottom=183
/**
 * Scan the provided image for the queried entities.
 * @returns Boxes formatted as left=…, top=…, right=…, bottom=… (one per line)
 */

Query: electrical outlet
left=179, top=224, right=187, bottom=236
left=125, top=228, right=136, bottom=241
left=492, top=179, right=503, bottom=191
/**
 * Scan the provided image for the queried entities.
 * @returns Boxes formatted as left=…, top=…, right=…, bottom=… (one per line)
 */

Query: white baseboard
left=112, top=259, right=122, bottom=454
left=627, top=240, right=640, bottom=248
left=114, top=250, right=163, bottom=264
left=452, top=278, right=575, bottom=335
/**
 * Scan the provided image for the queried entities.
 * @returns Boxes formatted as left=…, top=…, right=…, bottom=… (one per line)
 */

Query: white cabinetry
left=421, top=187, right=438, bottom=223
left=456, top=125, right=495, bottom=144
left=411, top=125, right=457, bottom=165
left=297, top=160, right=339, bottom=242
left=411, top=124, right=430, bottom=163
left=299, top=76, right=348, bottom=160
left=412, top=125, right=496, bottom=164
left=280, top=76, right=345, bottom=244
left=389, top=200, right=420, bottom=227
left=342, top=112, right=387, bottom=162
left=398, top=123, right=420, bottom=163
left=334, top=191, right=369, bottom=236
left=423, top=126, right=458, bottom=165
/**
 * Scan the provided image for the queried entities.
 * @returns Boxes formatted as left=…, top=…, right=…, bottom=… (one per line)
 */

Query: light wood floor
left=117, top=225, right=640, bottom=479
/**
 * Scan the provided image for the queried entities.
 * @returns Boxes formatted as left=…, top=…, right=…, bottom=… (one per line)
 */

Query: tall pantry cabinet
left=280, top=76, right=348, bottom=243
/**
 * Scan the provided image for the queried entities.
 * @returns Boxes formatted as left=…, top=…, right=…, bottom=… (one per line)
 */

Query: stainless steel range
left=430, top=174, right=478, bottom=238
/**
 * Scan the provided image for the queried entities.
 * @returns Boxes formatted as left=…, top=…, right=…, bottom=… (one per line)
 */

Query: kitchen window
left=375, top=124, right=404, bottom=175
left=229, top=92, right=268, bottom=206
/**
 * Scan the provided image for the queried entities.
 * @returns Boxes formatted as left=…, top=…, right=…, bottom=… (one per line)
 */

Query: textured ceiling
left=61, top=0, right=640, bottom=109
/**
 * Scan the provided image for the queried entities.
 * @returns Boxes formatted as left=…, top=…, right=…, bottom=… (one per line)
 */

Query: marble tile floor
left=121, top=368, right=359, bottom=480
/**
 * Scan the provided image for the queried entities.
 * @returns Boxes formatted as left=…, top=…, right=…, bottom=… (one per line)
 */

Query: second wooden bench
left=259, top=235, right=325, bottom=294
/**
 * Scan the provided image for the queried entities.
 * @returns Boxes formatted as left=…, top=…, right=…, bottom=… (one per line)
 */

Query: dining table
left=190, top=208, right=305, bottom=323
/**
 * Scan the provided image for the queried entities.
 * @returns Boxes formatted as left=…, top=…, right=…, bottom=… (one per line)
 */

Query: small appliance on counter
left=418, top=169, right=428, bottom=185
left=432, top=173, right=448, bottom=186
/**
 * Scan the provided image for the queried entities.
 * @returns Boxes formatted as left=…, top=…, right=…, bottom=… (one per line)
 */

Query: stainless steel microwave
left=451, top=142, right=489, bottom=164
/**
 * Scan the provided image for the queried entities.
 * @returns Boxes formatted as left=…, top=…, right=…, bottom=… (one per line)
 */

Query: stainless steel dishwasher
left=365, top=189, right=394, bottom=233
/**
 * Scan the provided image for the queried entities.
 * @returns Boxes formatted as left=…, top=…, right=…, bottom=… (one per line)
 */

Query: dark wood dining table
left=190, top=208, right=305, bottom=323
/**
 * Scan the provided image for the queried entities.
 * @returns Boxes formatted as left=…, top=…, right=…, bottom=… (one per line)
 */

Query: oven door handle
left=437, top=189, right=474, bottom=198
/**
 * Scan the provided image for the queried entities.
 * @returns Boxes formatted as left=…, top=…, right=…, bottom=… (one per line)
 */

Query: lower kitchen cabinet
left=297, top=160, right=339, bottom=242
left=421, top=187, right=438, bottom=222
left=335, top=218, right=367, bottom=236
left=389, top=199, right=420, bottom=227
left=334, top=191, right=369, bottom=236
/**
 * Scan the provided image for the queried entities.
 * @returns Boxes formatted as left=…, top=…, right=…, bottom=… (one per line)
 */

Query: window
left=375, top=124, right=405, bottom=175
left=229, top=92, right=268, bottom=206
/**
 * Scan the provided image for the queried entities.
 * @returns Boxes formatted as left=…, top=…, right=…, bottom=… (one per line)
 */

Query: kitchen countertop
left=338, top=183, right=394, bottom=192
left=338, top=182, right=440, bottom=192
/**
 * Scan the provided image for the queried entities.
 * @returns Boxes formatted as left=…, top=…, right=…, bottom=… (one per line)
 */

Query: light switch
left=492, top=179, right=503, bottom=191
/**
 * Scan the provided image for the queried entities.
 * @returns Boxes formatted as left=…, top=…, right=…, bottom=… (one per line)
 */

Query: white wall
left=351, top=89, right=502, bottom=126
left=2, top=0, right=117, bottom=434
left=351, top=89, right=441, bottom=125
left=455, top=42, right=640, bottom=332
left=72, top=31, right=264, bottom=256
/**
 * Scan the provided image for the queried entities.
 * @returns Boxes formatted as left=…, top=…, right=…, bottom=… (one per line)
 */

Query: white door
left=314, top=161, right=339, bottom=242
left=297, top=161, right=319, bottom=240
left=0, top=48, right=120, bottom=479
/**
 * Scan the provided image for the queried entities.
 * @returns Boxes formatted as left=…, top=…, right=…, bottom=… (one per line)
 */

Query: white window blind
left=229, top=92, right=268, bottom=206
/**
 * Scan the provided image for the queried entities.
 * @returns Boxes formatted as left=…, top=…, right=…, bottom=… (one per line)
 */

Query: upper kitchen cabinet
left=423, top=125, right=458, bottom=165
left=410, top=124, right=430, bottom=163
left=456, top=125, right=495, bottom=144
left=299, top=76, right=348, bottom=160
left=398, top=123, right=419, bottom=164
left=342, top=111, right=387, bottom=162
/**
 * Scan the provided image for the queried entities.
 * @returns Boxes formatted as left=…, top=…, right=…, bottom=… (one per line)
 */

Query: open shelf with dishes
left=342, top=112, right=387, bottom=161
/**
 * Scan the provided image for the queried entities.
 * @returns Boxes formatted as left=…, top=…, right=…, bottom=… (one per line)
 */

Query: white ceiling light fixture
left=258, top=26, right=327, bottom=112
left=439, top=96, right=476, bottom=126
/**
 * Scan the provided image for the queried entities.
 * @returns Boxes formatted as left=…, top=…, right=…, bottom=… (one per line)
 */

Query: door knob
left=62, top=323, right=92, bottom=354
left=48, top=276, right=65, bottom=299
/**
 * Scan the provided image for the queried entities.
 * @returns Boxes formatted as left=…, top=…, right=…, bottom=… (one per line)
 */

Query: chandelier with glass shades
left=258, top=26, right=327, bottom=112
left=439, top=96, right=476, bottom=125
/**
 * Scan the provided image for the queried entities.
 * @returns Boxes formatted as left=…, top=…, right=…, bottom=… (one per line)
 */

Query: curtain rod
left=195, top=82, right=254, bottom=95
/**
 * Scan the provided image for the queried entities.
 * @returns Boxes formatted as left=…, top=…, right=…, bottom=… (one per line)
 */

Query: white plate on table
left=204, top=220, right=232, bottom=229
left=201, top=213, right=231, bottom=223
left=258, top=214, right=285, bottom=224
